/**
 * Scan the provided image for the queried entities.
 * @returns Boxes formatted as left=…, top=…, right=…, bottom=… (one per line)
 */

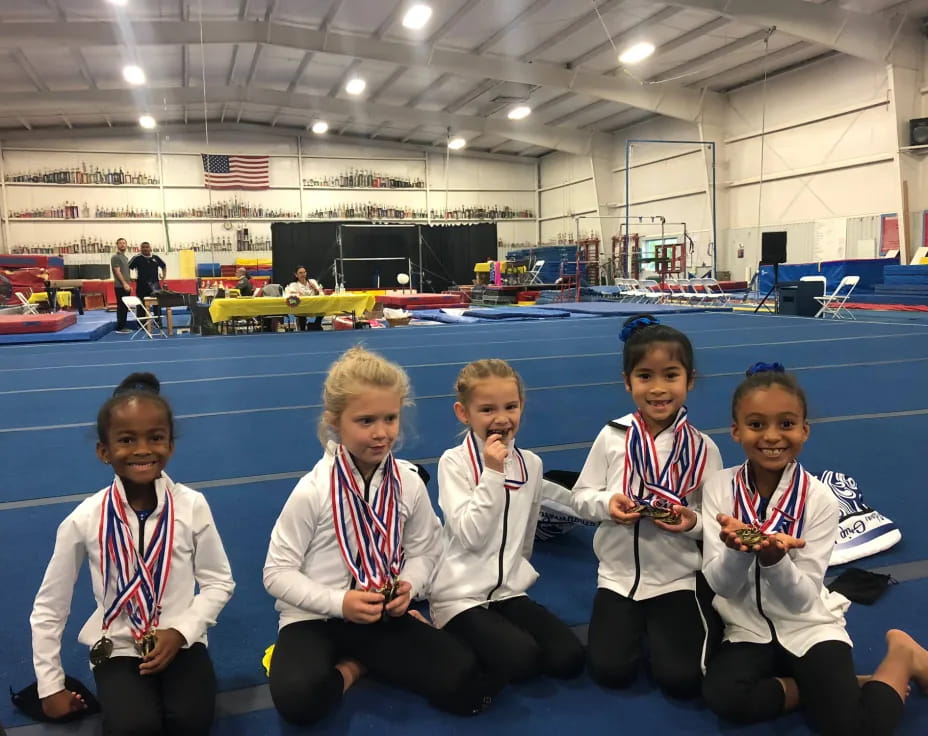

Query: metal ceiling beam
left=320, top=0, right=347, bottom=33
left=12, top=49, right=49, bottom=93
left=663, top=0, right=921, bottom=69
left=328, top=58, right=362, bottom=98
left=245, top=43, right=263, bottom=86
left=568, top=6, right=682, bottom=68
left=368, top=67, right=406, bottom=103
left=74, top=49, right=97, bottom=90
left=520, top=0, right=625, bottom=61
left=226, top=45, right=240, bottom=85
left=0, top=85, right=607, bottom=154
left=287, top=51, right=314, bottom=93
left=0, top=120, right=535, bottom=161
left=0, top=21, right=719, bottom=121
left=474, top=0, right=554, bottom=54
left=647, top=28, right=772, bottom=84
left=545, top=99, right=610, bottom=126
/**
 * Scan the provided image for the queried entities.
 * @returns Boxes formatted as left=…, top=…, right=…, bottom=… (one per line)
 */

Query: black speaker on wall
left=760, top=231, right=787, bottom=265
left=910, top=117, right=928, bottom=146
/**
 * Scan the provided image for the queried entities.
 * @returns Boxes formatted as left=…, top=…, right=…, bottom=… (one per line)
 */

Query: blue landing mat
left=0, top=311, right=114, bottom=345
left=534, top=302, right=733, bottom=315
left=463, top=307, right=573, bottom=319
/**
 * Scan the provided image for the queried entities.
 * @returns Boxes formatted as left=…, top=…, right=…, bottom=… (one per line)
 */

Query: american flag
left=201, top=154, right=270, bottom=190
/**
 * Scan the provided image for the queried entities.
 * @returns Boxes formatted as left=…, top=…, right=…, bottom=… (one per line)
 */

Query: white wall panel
left=540, top=178, right=596, bottom=218
left=539, top=151, right=592, bottom=189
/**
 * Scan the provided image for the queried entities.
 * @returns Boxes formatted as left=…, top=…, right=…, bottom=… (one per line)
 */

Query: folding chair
left=527, top=260, right=546, bottom=285
left=122, top=295, right=167, bottom=338
left=16, top=292, right=40, bottom=315
left=813, top=275, right=859, bottom=319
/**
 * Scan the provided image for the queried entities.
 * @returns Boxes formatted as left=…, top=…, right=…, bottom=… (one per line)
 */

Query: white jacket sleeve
left=171, top=494, right=235, bottom=646
left=438, top=451, right=507, bottom=553
left=520, top=473, right=544, bottom=561
left=567, top=428, right=616, bottom=522
left=759, top=486, right=839, bottom=613
left=398, top=477, right=443, bottom=599
left=702, top=472, right=755, bottom=599
left=263, top=484, right=346, bottom=619
left=31, top=514, right=86, bottom=699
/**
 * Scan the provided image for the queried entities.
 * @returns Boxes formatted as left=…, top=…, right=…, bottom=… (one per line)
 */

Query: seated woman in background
left=285, top=266, right=324, bottom=331
left=235, top=268, right=254, bottom=297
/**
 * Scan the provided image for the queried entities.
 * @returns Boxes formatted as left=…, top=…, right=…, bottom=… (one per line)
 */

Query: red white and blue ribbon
left=97, top=478, right=174, bottom=644
left=330, top=445, right=404, bottom=590
left=731, top=461, right=809, bottom=537
left=464, top=430, right=527, bottom=491
left=623, top=406, right=708, bottom=507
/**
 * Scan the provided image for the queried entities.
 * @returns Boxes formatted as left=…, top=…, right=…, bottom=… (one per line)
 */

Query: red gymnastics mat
left=378, top=293, right=461, bottom=308
left=0, top=312, right=77, bottom=334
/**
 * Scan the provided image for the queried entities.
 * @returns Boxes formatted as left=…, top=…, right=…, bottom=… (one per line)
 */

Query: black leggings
left=703, top=639, right=904, bottom=735
left=92, top=643, right=215, bottom=736
left=269, top=614, right=494, bottom=726
left=587, top=586, right=711, bottom=698
left=443, top=595, right=584, bottom=690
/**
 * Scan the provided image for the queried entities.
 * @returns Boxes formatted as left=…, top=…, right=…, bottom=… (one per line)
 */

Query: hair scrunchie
left=747, top=361, right=785, bottom=376
left=620, top=316, right=660, bottom=343
left=286, top=295, right=301, bottom=307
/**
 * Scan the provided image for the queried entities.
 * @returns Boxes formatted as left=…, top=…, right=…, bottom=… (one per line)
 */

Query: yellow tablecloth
left=29, top=291, right=72, bottom=308
left=209, top=294, right=376, bottom=323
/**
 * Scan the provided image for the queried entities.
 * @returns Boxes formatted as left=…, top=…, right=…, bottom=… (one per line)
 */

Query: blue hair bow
left=620, top=316, right=659, bottom=343
left=747, top=361, right=785, bottom=376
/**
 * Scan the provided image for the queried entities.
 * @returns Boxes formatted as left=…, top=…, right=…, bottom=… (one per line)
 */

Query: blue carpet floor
left=2, top=311, right=928, bottom=733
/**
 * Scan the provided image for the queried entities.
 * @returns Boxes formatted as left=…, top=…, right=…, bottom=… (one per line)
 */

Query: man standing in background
left=111, top=237, right=132, bottom=333
left=129, top=241, right=167, bottom=326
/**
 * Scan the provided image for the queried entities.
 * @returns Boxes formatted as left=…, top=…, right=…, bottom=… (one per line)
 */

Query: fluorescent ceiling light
left=138, top=114, right=157, bottom=129
left=402, top=4, right=433, bottom=30
left=345, top=77, right=366, bottom=95
left=311, top=121, right=329, bottom=134
left=448, top=137, right=467, bottom=150
left=619, top=41, right=655, bottom=65
left=122, top=65, right=146, bottom=85
left=107, top=0, right=129, bottom=6
left=507, top=105, right=531, bottom=120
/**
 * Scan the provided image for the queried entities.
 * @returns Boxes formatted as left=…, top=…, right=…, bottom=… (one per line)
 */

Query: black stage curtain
left=271, top=222, right=496, bottom=292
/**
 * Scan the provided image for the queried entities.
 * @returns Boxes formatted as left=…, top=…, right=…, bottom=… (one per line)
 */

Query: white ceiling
left=0, top=0, right=924, bottom=156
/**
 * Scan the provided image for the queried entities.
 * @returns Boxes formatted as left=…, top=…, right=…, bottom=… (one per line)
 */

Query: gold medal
left=735, top=527, right=768, bottom=546
left=631, top=504, right=681, bottom=525
left=376, top=578, right=399, bottom=603
left=136, top=631, right=158, bottom=658
left=90, top=636, right=113, bottom=666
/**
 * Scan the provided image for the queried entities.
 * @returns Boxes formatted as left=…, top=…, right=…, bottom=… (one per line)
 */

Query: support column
left=588, top=133, right=619, bottom=278
left=697, top=111, right=728, bottom=279
left=887, top=63, right=924, bottom=264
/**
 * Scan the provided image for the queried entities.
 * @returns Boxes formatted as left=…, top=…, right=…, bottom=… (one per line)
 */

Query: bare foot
left=887, top=629, right=928, bottom=694
left=407, top=609, right=432, bottom=626
left=856, top=675, right=872, bottom=687
left=335, top=659, right=367, bottom=693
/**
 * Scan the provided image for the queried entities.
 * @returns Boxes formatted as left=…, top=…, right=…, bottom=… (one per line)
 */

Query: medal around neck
left=136, top=631, right=158, bottom=658
left=89, top=636, right=113, bottom=667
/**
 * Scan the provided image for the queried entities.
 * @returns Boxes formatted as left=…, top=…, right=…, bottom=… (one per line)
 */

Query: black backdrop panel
left=271, top=222, right=497, bottom=292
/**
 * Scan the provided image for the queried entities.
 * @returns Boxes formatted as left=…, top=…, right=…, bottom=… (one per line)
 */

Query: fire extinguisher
left=737, top=243, right=744, bottom=259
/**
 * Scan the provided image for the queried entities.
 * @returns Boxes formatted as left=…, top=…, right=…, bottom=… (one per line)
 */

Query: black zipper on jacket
left=486, top=488, right=511, bottom=600
left=138, top=515, right=147, bottom=556
left=628, top=479, right=644, bottom=598
left=754, top=565, right=778, bottom=641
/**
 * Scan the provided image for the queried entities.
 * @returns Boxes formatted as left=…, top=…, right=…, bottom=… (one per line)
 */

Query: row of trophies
left=303, top=169, right=424, bottom=189
left=10, top=238, right=153, bottom=255
left=165, top=199, right=299, bottom=219
left=6, top=164, right=159, bottom=186
left=10, top=203, right=157, bottom=219
left=305, top=203, right=429, bottom=220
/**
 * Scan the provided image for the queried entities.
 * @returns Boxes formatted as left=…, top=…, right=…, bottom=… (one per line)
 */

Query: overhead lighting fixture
left=402, top=4, right=433, bottom=30
left=311, top=120, right=329, bottom=134
left=138, top=114, right=157, bottom=129
left=345, top=77, right=367, bottom=95
left=507, top=105, right=531, bottom=120
left=107, top=0, right=129, bottom=6
left=619, top=41, right=655, bottom=65
left=448, top=136, right=467, bottom=150
left=122, top=65, right=146, bottom=85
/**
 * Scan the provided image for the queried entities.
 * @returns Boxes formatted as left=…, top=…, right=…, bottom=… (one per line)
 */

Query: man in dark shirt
left=128, top=241, right=167, bottom=325
left=110, top=237, right=132, bottom=332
